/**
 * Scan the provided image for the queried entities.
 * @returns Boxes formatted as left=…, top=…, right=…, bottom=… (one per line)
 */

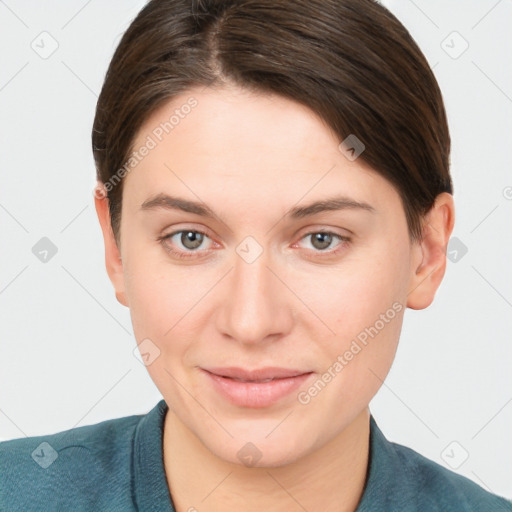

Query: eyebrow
left=140, top=193, right=376, bottom=219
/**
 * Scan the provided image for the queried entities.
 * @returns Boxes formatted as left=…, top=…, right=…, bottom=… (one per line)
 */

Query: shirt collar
left=134, top=400, right=411, bottom=512
left=356, top=415, right=417, bottom=511
left=133, top=399, right=175, bottom=511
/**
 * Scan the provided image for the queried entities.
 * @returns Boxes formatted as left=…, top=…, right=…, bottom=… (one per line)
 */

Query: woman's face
left=107, top=84, right=423, bottom=466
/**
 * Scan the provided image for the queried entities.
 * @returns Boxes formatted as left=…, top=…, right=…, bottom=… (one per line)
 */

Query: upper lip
left=203, top=367, right=311, bottom=381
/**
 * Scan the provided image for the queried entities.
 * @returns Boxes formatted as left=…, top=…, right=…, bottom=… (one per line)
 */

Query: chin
left=204, top=427, right=316, bottom=469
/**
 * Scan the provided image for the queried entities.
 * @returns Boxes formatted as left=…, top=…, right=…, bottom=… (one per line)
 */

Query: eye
left=296, top=230, right=351, bottom=255
left=157, top=228, right=351, bottom=260
left=158, top=229, right=215, bottom=259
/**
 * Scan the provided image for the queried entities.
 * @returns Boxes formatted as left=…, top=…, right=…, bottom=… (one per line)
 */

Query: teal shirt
left=1, top=399, right=510, bottom=511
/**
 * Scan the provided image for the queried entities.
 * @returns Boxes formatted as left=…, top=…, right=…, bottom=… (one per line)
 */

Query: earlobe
left=406, top=192, right=455, bottom=310
left=93, top=183, right=129, bottom=307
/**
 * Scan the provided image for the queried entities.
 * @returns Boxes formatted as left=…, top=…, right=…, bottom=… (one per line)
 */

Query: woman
left=1, top=0, right=510, bottom=510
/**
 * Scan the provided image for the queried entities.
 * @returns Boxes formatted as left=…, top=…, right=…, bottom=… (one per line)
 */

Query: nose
left=215, top=246, right=294, bottom=346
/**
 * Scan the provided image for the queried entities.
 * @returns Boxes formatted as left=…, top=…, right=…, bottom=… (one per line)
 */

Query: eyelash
left=157, top=228, right=351, bottom=260
left=157, top=229, right=214, bottom=260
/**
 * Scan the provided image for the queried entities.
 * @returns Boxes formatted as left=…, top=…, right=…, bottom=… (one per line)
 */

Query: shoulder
left=0, top=410, right=145, bottom=511
left=390, top=439, right=511, bottom=511
left=360, top=416, right=512, bottom=512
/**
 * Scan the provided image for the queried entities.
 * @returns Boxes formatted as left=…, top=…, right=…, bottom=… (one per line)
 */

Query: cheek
left=122, top=249, right=214, bottom=388
left=122, top=239, right=202, bottom=339
left=295, top=242, right=408, bottom=399
left=124, top=267, right=168, bottom=341
left=123, top=261, right=197, bottom=398
left=299, top=240, right=409, bottom=343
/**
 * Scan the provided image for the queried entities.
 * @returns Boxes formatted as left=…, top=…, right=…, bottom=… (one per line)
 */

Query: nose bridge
left=217, top=240, right=292, bottom=344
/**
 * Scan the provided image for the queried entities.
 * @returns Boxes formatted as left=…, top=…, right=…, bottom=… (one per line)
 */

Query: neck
left=163, top=408, right=371, bottom=512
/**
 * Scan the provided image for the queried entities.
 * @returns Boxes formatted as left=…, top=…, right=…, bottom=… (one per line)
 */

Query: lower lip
left=202, top=370, right=314, bottom=408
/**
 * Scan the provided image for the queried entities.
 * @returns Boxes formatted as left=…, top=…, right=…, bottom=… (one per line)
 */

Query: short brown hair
left=92, top=0, right=452, bottom=245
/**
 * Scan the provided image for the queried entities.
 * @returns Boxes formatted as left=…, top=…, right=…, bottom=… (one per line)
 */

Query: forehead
left=124, top=85, right=401, bottom=219
left=133, top=84, right=342, bottom=164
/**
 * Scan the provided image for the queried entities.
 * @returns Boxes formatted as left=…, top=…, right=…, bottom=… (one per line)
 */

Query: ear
left=407, top=192, right=455, bottom=310
left=93, top=183, right=128, bottom=307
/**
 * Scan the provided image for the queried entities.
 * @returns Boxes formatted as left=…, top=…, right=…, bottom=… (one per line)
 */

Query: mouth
left=200, top=367, right=314, bottom=408
left=203, top=366, right=311, bottom=381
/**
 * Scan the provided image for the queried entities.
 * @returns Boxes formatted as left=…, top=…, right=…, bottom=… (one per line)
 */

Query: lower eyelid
left=168, top=230, right=214, bottom=250
left=160, top=230, right=350, bottom=257
left=297, top=232, right=350, bottom=249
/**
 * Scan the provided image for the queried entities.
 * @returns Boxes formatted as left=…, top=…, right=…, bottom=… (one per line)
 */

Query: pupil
left=182, top=231, right=203, bottom=249
left=313, top=233, right=331, bottom=250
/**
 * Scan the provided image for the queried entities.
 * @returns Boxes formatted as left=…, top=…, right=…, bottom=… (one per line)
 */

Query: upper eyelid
left=163, top=223, right=351, bottom=239
left=163, top=228, right=349, bottom=251
left=293, top=231, right=349, bottom=249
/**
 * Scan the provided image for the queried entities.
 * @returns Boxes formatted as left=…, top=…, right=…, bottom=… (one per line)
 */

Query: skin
left=95, top=84, right=455, bottom=512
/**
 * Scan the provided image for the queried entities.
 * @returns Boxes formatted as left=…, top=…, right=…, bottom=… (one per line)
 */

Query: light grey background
left=1, top=0, right=511, bottom=500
